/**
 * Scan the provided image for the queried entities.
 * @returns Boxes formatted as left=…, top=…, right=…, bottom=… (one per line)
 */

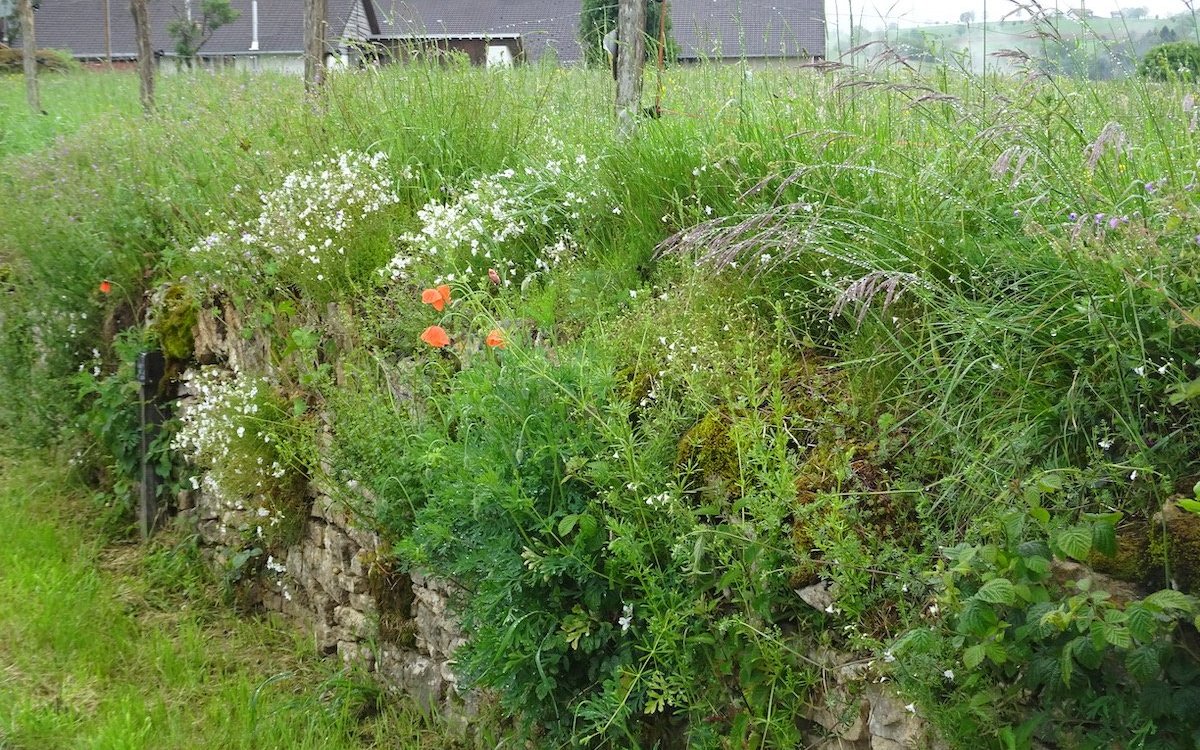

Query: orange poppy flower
left=485, top=328, right=506, bottom=349
left=421, top=284, right=452, bottom=312
left=420, top=325, right=450, bottom=348
left=99, top=280, right=112, bottom=294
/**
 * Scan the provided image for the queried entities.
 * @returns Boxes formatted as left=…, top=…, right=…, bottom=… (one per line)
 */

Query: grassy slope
left=0, top=450, right=449, bottom=750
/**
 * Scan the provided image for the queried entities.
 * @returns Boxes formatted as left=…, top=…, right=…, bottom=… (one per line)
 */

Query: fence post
left=136, top=350, right=166, bottom=539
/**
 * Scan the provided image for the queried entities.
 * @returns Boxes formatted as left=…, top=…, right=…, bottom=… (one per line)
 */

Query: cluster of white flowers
left=173, top=368, right=285, bottom=504
left=188, top=151, right=408, bottom=285
left=384, top=156, right=604, bottom=289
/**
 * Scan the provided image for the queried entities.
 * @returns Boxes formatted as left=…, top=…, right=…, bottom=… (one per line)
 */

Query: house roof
left=371, top=0, right=825, bottom=64
left=32, top=0, right=375, bottom=59
left=372, top=1, right=586, bottom=64
left=672, top=0, right=825, bottom=60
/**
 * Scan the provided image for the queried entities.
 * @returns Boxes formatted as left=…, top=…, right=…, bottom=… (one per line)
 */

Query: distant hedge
left=1139, top=41, right=1200, bottom=80
left=0, top=46, right=80, bottom=74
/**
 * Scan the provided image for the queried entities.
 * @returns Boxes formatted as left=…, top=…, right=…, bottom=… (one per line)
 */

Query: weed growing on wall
left=183, top=150, right=410, bottom=301
left=173, top=368, right=311, bottom=548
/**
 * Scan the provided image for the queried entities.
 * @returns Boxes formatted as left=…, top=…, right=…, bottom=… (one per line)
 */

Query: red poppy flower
left=99, top=280, right=112, bottom=294
left=485, top=328, right=506, bottom=349
left=420, top=325, right=450, bottom=348
left=421, top=284, right=452, bottom=312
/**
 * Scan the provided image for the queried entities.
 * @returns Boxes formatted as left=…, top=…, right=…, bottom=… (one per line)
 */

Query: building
left=32, top=0, right=825, bottom=71
left=31, top=0, right=379, bottom=73
left=369, top=0, right=825, bottom=66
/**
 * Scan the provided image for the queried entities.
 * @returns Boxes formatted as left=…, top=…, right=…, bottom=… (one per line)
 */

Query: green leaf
left=1099, top=620, right=1133, bottom=649
left=1167, top=376, right=1200, bottom=405
left=1091, top=521, right=1117, bottom=557
left=963, top=644, right=986, bottom=669
left=1054, top=526, right=1093, bottom=562
left=1060, top=638, right=1076, bottom=685
left=1144, top=589, right=1197, bottom=614
left=984, top=640, right=1009, bottom=665
left=1036, top=473, right=1064, bottom=493
left=1024, top=555, right=1051, bottom=576
left=958, top=599, right=998, bottom=636
left=1126, top=645, right=1160, bottom=682
left=558, top=514, right=578, bottom=537
left=1126, top=604, right=1157, bottom=642
left=975, top=577, right=1017, bottom=606
left=1177, top=498, right=1200, bottom=515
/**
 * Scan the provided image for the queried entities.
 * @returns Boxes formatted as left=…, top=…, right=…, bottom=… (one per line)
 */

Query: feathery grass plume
left=830, top=271, right=926, bottom=325
left=1084, top=121, right=1127, bottom=172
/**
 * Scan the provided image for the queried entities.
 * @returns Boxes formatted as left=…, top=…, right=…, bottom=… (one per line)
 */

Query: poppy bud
left=99, top=280, right=112, bottom=294
left=488, top=268, right=501, bottom=286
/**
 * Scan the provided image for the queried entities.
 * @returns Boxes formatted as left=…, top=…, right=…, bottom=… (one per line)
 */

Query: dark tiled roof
left=372, top=1, right=586, bottom=63
left=32, top=0, right=371, bottom=58
left=372, top=0, right=825, bottom=64
left=672, top=0, right=825, bottom=60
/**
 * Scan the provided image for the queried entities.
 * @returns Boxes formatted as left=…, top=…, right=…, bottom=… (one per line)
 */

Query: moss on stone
left=676, top=412, right=741, bottom=503
left=1091, top=521, right=1162, bottom=589
left=1161, top=502, right=1200, bottom=594
left=152, top=284, right=198, bottom=362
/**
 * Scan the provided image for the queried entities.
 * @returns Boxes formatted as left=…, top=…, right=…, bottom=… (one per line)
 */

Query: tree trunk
left=19, top=0, right=40, bottom=114
left=131, top=0, right=155, bottom=113
left=304, top=0, right=328, bottom=94
left=615, top=0, right=646, bottom=138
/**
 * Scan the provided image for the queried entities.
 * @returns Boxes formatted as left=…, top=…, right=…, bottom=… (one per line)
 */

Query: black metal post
left=136, top=350, right=166, bottom=539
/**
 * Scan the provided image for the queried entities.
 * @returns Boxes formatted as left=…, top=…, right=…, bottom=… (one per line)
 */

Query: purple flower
left=1145, top=181, right=1157, bottom=193
left=1094, top=213, right=1105, bottom=224
left=1069, top=212, right=1078, bottom=221
left=1108, top=216, right=1121, bottom=230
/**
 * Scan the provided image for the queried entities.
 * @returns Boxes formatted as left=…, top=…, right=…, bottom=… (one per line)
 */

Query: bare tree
left=131, top=0, right=155, bottom=112
left=304, top=0, right=328, bottom=94
left=18, top=0, right=39, bottom=113
left=615, top=0, right=646, bottom=137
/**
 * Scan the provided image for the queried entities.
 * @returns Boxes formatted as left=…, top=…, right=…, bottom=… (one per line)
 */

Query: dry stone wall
left=175, top=306, right=940, bottom=747
left=180, top=423, right=471, bottom=715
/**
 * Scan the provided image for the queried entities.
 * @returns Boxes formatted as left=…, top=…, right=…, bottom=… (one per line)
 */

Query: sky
left=826, top=0, right=1200, bottom=29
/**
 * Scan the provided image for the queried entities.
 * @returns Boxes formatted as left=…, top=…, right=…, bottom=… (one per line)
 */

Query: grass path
left=0, top=451, right=447, bottom=750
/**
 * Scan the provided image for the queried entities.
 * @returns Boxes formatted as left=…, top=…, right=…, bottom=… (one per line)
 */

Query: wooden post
left=131, top=0, right=155, bottom=113
left=304, top=0, right=328, bottom=94
left=18, top=0, right=39, bottom=113
left=103, top=0, right=112, bottom=67
left=615, top=0, right=646, bottom=138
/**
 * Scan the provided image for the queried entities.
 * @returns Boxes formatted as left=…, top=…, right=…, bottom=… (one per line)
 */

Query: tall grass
left=0, top=448, right=460, bottom=749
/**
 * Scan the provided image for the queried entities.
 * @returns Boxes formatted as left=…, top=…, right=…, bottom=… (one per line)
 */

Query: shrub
left=1138, top=41, right=1200, bottom=80
left=0, top=46, right=80, bottom=74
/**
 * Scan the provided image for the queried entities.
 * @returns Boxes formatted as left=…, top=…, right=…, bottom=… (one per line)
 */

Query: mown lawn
left=0, top=450, right=454, bottom=750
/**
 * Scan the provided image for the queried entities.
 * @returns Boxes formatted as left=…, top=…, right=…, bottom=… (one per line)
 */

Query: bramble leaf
left=976, top=577, right=1017, bottom=606
left=1055, top=527, right=1092, bottom=562
left=964, top=644, right=986, bottom=669
left=1126, top=645, right=1160, bottom=682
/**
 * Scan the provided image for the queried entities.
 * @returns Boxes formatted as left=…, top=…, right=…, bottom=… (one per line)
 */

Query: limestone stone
left=334, top=605, right=371, bottom=639
left=866, top=687, right=924, bottom=749
left=798, top=581, right=834, bottom=612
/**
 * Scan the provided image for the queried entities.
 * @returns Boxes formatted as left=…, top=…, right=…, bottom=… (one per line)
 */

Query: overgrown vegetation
left=3, top=41, right=1200, bottom=748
